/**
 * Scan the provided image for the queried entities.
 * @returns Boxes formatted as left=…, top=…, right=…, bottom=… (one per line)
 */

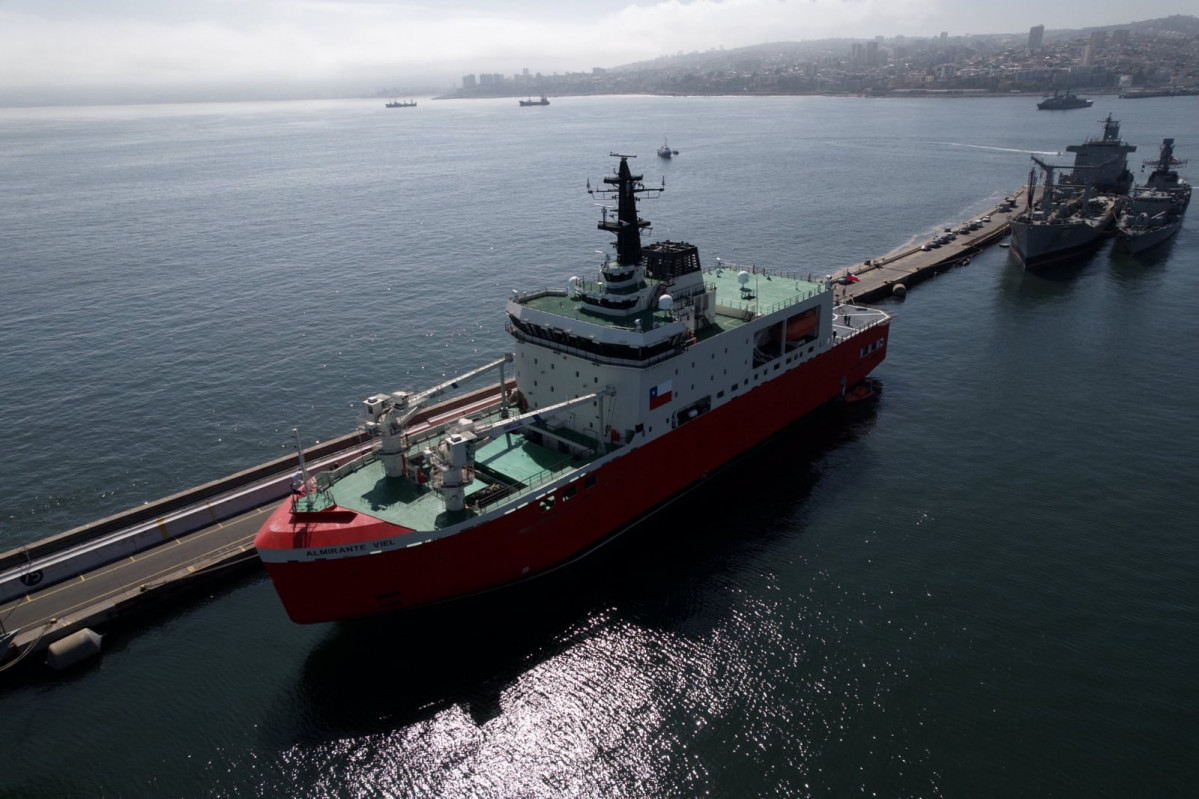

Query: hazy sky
left=0, top=0, right=1189, bottom=99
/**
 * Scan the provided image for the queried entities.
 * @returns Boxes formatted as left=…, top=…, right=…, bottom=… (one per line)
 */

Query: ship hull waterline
left=1008, top=209, right=1116, bottom=269
left=1009, top=231, right=1110, bottom=269
left=1116, top=220, right=1183, bottom=253
left=257, top=325, right=889, bottom=624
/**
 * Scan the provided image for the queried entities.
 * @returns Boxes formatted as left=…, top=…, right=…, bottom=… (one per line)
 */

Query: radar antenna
left=587, top=153, right=664, bottom=265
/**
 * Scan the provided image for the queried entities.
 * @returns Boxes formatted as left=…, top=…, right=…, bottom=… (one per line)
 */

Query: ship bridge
left=508, top=264, right=829, bottom=367
left=508, top=153, right=829, bottom=367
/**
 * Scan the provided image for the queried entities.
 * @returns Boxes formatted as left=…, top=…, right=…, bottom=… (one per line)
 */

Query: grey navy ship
left=1116, top=138, right=1191, bottom=253
left=1009, top=115, right=1136, bottom=268
left=1036, top=89, right=1093, bottom=110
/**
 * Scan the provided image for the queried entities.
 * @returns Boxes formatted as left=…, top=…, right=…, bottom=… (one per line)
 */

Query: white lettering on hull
left=302, top=537, right=400, bottom=559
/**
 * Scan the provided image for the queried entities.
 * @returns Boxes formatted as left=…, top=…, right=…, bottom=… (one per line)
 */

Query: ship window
left=585, top=475, right=597, bottom=488
left=731, top=384, right=738, bottom=392
left=563, top=485, right=577, bottom=500
left=717, top=391, right=725, bottom=399
left=576, top=371, right=579, bottom=377
left=744, top=379, right=749, bottom=386
left=774, top=364, right=780, bottom=371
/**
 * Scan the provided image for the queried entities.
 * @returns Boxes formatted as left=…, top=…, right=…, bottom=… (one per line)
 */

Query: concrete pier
left=0, top=382, right=511, bottom=676
left=829, top=187, right=1030, bottom=304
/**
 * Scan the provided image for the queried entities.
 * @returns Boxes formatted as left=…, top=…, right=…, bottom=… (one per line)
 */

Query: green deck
left=320, top=422, right=604, bottom=532
left=520, top=267, right=827, bottom=334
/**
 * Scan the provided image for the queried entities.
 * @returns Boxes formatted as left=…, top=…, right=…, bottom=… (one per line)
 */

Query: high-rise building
left=1028, top=25, right=1044, bottom=52
left=866, top=40, right=880, bottom=66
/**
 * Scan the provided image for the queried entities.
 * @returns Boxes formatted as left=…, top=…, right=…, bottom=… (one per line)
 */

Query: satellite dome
left=658, top=294, right=674, bottom=311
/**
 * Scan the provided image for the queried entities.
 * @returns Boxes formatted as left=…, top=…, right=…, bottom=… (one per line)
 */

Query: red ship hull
left=256, top=326, right=889, bottom=623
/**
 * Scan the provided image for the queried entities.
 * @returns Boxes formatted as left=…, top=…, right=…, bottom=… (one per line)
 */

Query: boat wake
left=942, top=142, right=1059, bottom=156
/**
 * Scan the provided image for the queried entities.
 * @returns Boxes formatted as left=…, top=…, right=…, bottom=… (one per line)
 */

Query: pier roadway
left=830, top=186, right=1036, bottom=304
left=0, top=382, right=511, bottom=674
left=0, top=503, right=270, bottom=671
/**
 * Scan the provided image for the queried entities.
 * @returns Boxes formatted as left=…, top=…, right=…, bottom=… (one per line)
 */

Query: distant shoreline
left=431, top=89, right=1151, bottom=102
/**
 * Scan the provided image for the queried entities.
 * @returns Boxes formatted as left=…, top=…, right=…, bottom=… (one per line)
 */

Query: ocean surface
left=1, top=94, right=1197, bottom=797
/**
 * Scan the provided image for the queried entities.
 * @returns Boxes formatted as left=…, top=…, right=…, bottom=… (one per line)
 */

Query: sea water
left=1, top=94, right=1197, bottom=796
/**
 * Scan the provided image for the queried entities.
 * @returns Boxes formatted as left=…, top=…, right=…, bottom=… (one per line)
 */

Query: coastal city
left=432, top=14, right=1198, bottom=99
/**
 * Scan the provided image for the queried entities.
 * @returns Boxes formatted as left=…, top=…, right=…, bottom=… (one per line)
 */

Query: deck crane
left=427, top=387, right=615, bottom=512
left=363, top=355, right=514, bottom=478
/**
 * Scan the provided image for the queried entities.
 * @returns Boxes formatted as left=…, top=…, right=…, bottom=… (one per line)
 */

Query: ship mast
left=588, top=153, right=663, bottom=265
left=1146, top=138, right=1185, bottom=173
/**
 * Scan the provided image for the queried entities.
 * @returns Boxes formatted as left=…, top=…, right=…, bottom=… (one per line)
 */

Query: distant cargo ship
left=519, top=95, right=550, bottom=106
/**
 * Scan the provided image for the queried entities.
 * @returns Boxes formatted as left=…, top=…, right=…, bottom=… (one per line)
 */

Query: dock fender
left=47, top=628, right=103, bottom=671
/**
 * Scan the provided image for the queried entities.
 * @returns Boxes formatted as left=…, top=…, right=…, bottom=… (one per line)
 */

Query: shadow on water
left=996, top=242, right=1110, bottom=306
left=289, top=391, right=884, bottom=741
left=1107, top=234, right=1178, bottom=275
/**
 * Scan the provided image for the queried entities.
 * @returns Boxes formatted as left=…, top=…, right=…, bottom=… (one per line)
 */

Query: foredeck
left=321, top=422, right=606, bottom=532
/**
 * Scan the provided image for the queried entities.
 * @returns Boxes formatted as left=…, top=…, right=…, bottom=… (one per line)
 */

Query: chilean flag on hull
left=649, top=379, right=673, bottom=410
